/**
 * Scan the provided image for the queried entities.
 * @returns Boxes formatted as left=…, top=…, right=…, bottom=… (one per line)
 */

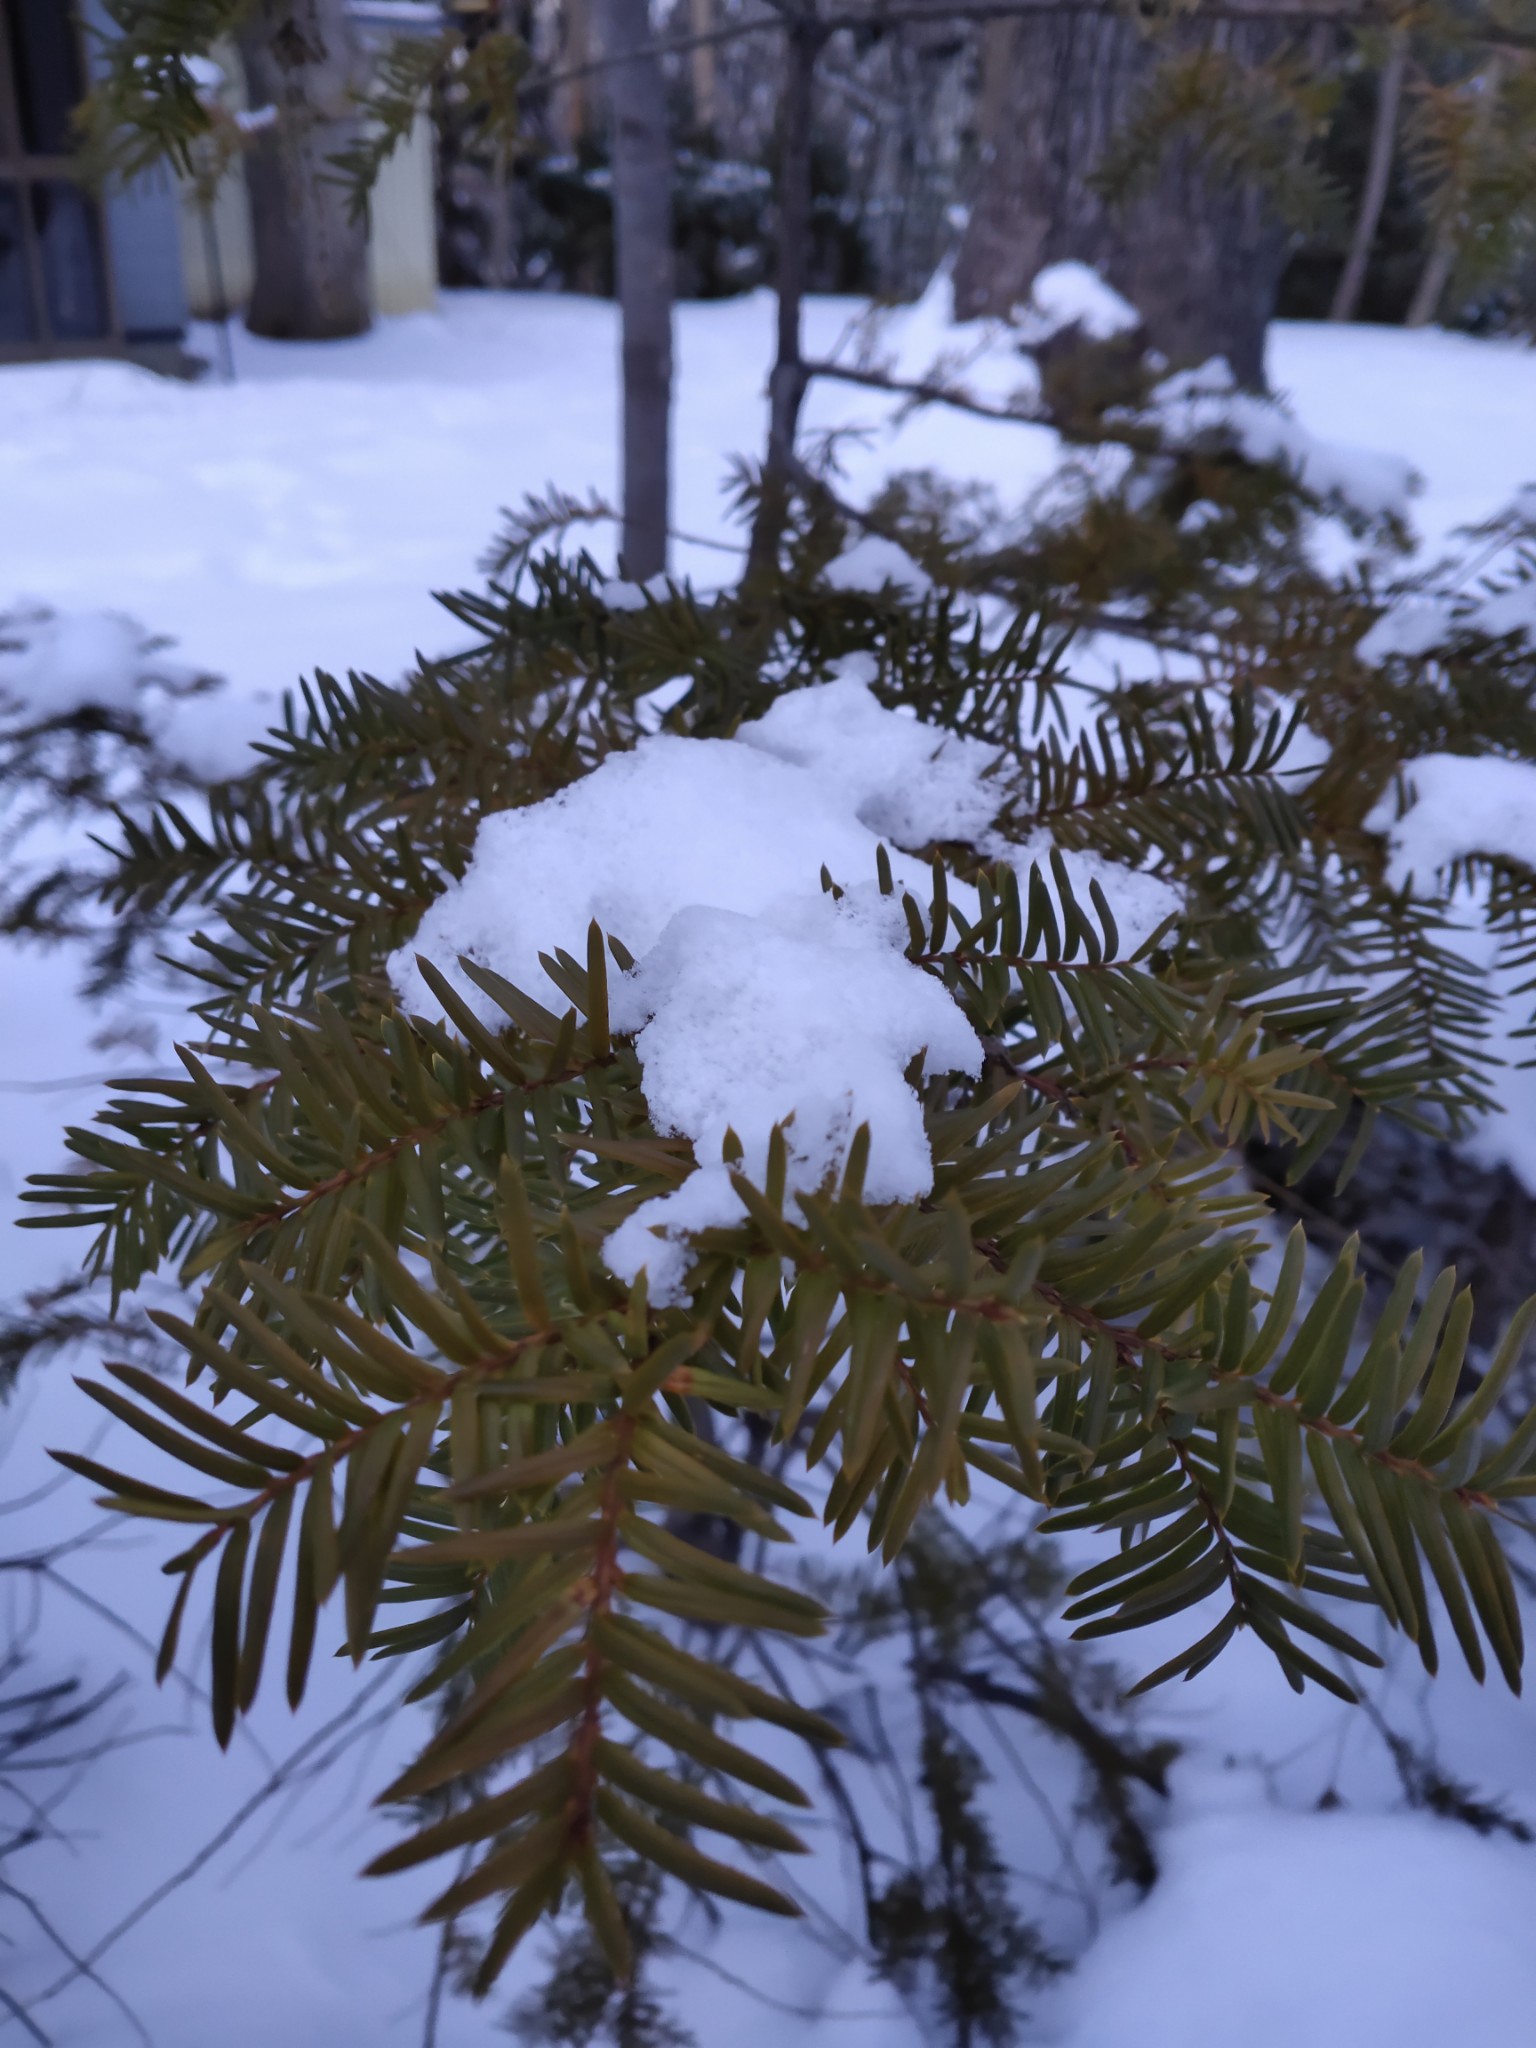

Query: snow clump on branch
left=392, top=672, right=1180, bottom=1302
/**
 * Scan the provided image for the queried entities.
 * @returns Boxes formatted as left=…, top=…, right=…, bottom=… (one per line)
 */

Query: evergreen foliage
left=19, top=402, right=1536, bottom=1993
left=21, top=1, right=1536, bottom=2023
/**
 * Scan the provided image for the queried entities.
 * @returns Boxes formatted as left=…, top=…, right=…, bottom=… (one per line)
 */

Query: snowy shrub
left=0, top=602, right=224, bottom=955
left=22, top=419, right=1536, bottom=2012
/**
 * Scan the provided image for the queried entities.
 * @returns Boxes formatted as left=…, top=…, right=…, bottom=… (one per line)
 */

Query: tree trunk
left=953, top=10, right=1295, bottom=388
left=1330, top=27, right=1408, bottom=322
left=601, top=0, right=674, bottom=579
left=556, top=0, right=594, bottom=148
left=1404, top=222, right=1456, bottom=328
left=976, top=15, right=1018, bottom=177
left=689, top=0, right=718, bottom=132
left=744, top=13, right=821, bottom=593
left=236, top=0, right=372, bottom=341
left=1406, top=55, right=1503, bottom=330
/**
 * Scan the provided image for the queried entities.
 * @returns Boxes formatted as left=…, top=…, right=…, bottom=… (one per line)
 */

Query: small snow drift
left=392, top=673, right=1178, bottom=1301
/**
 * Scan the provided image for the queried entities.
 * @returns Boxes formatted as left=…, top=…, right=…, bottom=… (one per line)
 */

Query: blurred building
left=0, top=0, right=439, bottom=368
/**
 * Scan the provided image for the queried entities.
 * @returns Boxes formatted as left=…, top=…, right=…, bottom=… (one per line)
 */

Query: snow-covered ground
left=3, top=291, right=1536, bottom=2047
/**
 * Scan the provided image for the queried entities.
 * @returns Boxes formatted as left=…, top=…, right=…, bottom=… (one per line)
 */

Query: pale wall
left=178, top=112, right=437, bottom=324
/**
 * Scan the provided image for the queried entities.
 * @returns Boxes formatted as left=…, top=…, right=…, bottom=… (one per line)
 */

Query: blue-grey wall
left=79, top=0, right=188, bottom=342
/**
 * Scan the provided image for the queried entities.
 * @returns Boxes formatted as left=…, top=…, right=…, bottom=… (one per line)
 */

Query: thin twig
left=0, top=1877, right=150, bottom=2048
left=17, top=1670, right=400, bottom=2020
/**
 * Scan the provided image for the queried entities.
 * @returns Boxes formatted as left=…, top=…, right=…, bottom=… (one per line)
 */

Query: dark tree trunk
left=1330, top=27, right=1407, bottom=322
left=601, top=0, right=674, bottom=580
left=954, top=10, right=1296, bottom=388
left=744, top=12, right=821, bottom=594
left=1406, top=54, right=1504, bottom=330
left=237, top=0, right=372, bottom=341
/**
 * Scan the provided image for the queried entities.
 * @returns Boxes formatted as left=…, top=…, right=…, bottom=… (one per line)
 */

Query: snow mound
left=1366, top=752, right=1536, bottom=890
left=1014, top=261, right=1141, bottom=346
left=392, top=676, right=1176, bottom=1301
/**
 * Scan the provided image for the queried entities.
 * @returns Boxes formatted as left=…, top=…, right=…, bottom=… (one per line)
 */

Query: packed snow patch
left=1367, top=752, right=1536, bottom=890
left=744, top=656, right=999, bottom=844
left=604, top=892, right=981, bottom=1299
left=393, top=675, right=1175, bottom=1300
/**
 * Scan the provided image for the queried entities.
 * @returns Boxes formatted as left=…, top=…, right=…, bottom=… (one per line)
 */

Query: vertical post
left=745, top=7, right=822, bottom=594
left=602, top=0, right=674, bottom=580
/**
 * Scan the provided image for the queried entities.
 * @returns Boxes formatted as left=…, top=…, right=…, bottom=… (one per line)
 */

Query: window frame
left=0, top=0, right=124, bottom=361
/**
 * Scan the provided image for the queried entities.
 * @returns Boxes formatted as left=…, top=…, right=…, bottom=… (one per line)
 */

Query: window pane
left=6, top=0, right=84, bottom=158
left=0, top=178, right=35, bottom=342
left=32, top=179, right=106, bottom=339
